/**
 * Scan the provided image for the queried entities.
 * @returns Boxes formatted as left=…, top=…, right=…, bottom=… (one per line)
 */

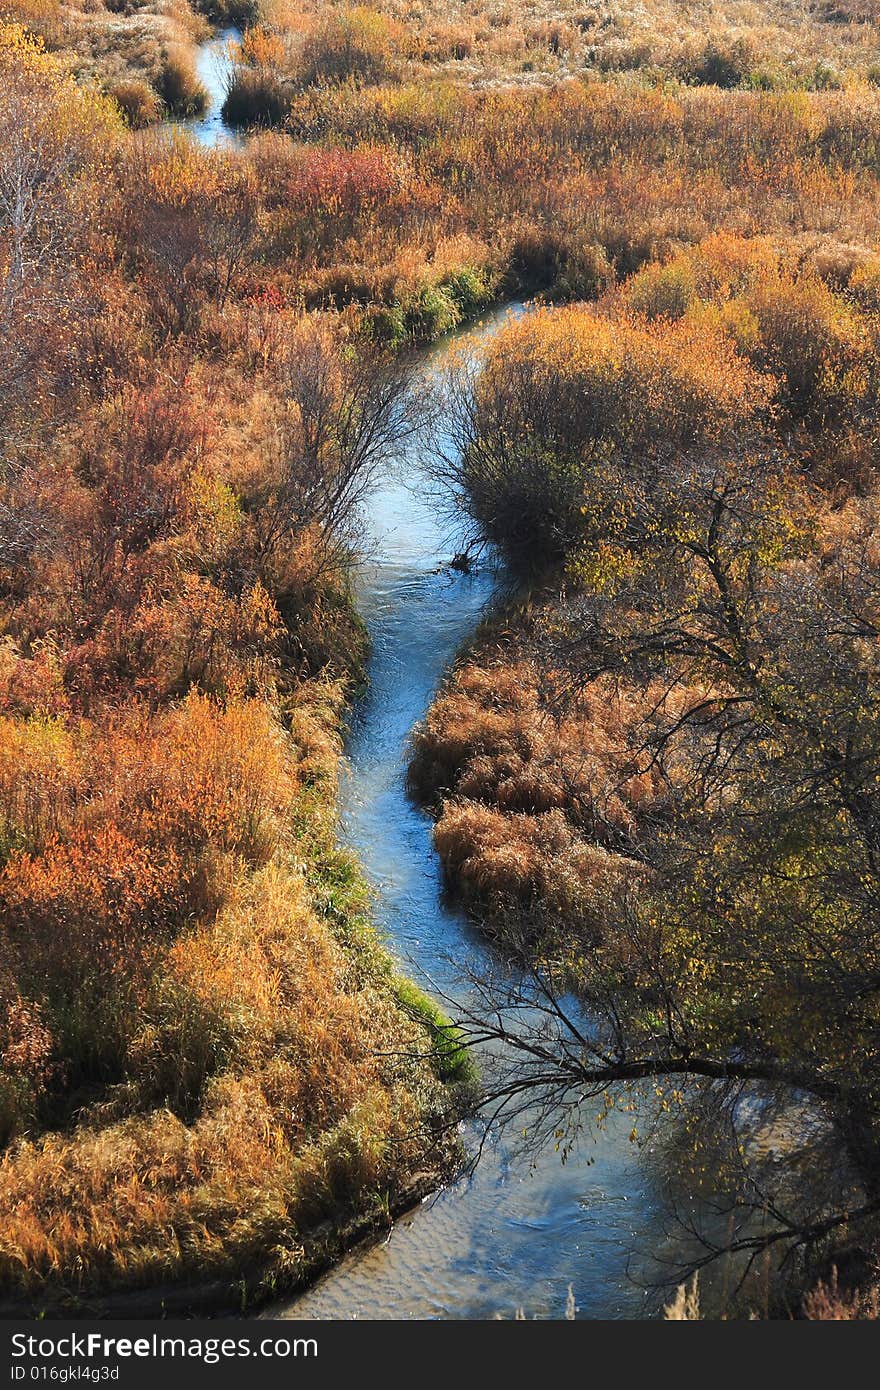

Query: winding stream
left=186, top=48, right=673, bottom=1319
left=268, top=317, right=671, bottom=1320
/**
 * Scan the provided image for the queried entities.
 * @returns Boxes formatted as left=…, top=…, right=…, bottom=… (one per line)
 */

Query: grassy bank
left=0, top=663, right=470, bottom=1315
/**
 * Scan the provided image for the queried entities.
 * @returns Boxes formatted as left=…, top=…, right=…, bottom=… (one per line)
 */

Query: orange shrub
left=108, top=79, right=162, bottom=129
left=296, top=8, right=405, bottom=87
left=0, top=641, right=67, bottom=720
left=745, top=270, right=873, bottom=425
left=475, top=304, right=772, bottom=455
left=450, top=304, right=773, bottom=566
left=0, top=691, right=305, bottom=1083
left=0, top=717, right=79, bottom=861
left=0, top=988, right=54, bottom=1145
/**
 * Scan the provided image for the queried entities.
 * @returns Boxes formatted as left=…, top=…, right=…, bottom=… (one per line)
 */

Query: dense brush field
left=5, top=0, right=880, bottom=1316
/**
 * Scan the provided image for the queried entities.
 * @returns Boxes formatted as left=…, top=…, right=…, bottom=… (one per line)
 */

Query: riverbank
left=0, top=40, right=473, bottom=1312
left=0, top=654, right=469, bottom=1316
left=398, top=290, right=880, bottom=1316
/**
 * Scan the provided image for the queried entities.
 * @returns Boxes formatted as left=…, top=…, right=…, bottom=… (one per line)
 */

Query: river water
left=265, top=316, right=672, bottom=1320
left=186, top=51, right=673, bottom=1319
left=183, top=27, right=241, bottom=147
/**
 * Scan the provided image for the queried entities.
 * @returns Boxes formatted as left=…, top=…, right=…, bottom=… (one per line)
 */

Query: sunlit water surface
left=260, top=314, right=671, bottom=1320
left=181, top=27, right=241, bottom=147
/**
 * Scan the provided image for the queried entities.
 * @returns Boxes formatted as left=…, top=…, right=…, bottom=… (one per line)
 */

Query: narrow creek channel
left=267, top=315, right=671, bottom=1320
left=184, top=46, right=679, bottom=1318
left=181, top=26, right=241, bottom=146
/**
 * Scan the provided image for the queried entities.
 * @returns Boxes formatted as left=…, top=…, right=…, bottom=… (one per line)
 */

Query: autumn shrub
left=849, top=254, right=880, bottom=312
left=676, top=36, right=755, bottom=88
left=744, top=270, right=872, bottom=426
left=441, top=305, right=771, bottom=569
left=617, top=236, right=880, bottom=456
left=157, top=44, right=207, bottom=116
left=0, top=640, right=67, bottom=721
left=618, top=234, right=778, bottom=328
left=283, top=142, right=403, bottom=238
left=2, top=0, right=61, bottom=45
left=295, top=7, right=404, bottom=88
left=0, top=947, right=55, bottom=1146
left=119, top=135, right=261, bottom=332
left=0, top=716, right=79, bottom=863
left=682, top=232, right=784, bottom=299
left=506, top=225, right=611, bottom=299
left=623, top=258, right=697, bottom=320
left=0, top=692, right=303, bottom=1100
left=0, top=24, right=119, bottom=428
left=108, top=77, right=162, bottom=127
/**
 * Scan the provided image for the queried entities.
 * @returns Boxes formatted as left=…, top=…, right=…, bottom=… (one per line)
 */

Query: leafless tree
left=248, top=318, right=429, bottom=585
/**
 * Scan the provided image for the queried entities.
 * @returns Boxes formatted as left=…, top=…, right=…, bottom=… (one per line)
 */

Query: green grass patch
left=393, top=977, right=477, bottom=1087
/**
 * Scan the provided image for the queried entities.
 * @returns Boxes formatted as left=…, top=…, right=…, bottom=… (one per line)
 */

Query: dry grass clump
left=433, top=803, right=642, bottom=943
left=108, top=74, right=163, bottom=124
left=410, top=659, right=664, bottom=838
left=156, top=41, right=206, bottom=114
left=222, top=63, right=289, bottom=125
left=802, top=1269, right=880, bottom=1318
left=0, top=860, right=451, bottom=1300
left=410, top=626, right=673, bottom=944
